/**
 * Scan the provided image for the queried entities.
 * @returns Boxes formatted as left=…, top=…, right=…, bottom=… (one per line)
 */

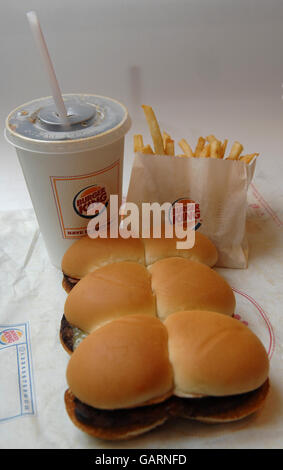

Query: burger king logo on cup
left=73, top=184, right=109, bottom=219
left=0, top=328, right=23, bottom=345
left=169, top=198, right=202, bottom=230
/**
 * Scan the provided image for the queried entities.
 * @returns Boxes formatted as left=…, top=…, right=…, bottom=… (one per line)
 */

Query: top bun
left=62, top=235, right=145, bottom=279
left=143, top=231, right=218, bottom=267
left=149, top=257, right=235, bottom=320
left=61, top=231, right=218, bottom=282
left=66, top=310, right=269, bottom=412
left=64, top=262, right=156, bottom=333
left=66, top=314, right=174, bottom=410
left=165, top=310, right=269, bottom=397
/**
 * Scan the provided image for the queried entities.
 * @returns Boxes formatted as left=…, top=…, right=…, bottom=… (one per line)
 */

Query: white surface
left=0, top=0, right=283, bottom=449
left=0, top=183, right=282, bottom=449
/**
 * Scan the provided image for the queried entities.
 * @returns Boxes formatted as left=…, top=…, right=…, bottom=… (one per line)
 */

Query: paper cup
left=5, top=94, right=131, bottom=268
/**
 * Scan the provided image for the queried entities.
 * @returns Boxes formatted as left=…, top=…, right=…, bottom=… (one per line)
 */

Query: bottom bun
left=172, top=378, right=270, bottom=423
left=64, top=389, right=169, bottom=440
left=64, top=379, right=269, bottom=440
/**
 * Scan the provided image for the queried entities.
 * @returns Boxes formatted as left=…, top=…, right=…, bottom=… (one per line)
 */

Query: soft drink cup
left=5, top=94, right=131, bottom=268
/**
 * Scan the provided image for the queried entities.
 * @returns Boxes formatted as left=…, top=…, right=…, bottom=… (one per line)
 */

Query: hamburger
left=61, top=231, right=218, bottom=293
left=61, top=235, right=145, bottom=293
left=60, top=261, right=156, bottom=354
left=142, top=230, right=218, bottom=267
left=64, top=311, right=270, bottom=440
left=148, top=257, right=235, bottom=320
left=60, top=258, right=235, bottom=354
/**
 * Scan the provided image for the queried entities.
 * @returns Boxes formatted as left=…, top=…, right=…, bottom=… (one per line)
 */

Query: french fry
left=220, top=139, right=228, bottom=159
left=137, top=108, right=257, bottom=166
left=163, top=131, right=175, bottom=155
left=199, top=143, right=211, bottom=158
left=141, top=144, right=154, bottom=155
left=206, top=134, right=217, bottom=143
left=239, top=153, right=259, bottom=164
left=178, top=138, right=194, bottom=157
left=210, top=139, right=221, bottom=159
left=194, top=137, right=205, bottom=157
left=227, top=141, right=243, bottom=160
left=163, top=131, right=171, bottom=147
left=165, top=139, right=175, bottom=156
left=133, top=134, right=144, bottom=153
left=142, top=105, right=164, bottom=154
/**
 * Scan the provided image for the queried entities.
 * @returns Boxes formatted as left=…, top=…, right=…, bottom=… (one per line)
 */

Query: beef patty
left=69, top=379, right=269, bottom=430
left=62, top=274, right=79, bottom=293
left=60, top=314, right=74, bottom=353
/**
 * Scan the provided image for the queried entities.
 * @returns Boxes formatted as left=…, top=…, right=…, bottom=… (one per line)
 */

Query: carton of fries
left=126, top=105, right=258, bottom=268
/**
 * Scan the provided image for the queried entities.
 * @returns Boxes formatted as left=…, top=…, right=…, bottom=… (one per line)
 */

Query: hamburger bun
left=172, top=379, right=269, bottom=424
left=64, top=311, right=269, bottom=440
left=66, top=314, right=174, bottom=410
left=61, top=235, right=145, bottom=291
left=144, top=230, right=218, bottom=267
left=164, top=310, right=269, bottom=398
left=60, top=256, right=236, bottom=353
left=149, top=257, right=235, bottom=320
left=64, top=388, right=170, bottom=440
left=64, top=379, right=269, bottom=440
left=60, top=256, right=235, bottom=353
left=64, top=262, right=156, bottom=335
left=61, top=231, right=218, bottom=292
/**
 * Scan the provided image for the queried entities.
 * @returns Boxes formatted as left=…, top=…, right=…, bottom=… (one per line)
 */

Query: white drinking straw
left=26, top=11, right=69, bottom=124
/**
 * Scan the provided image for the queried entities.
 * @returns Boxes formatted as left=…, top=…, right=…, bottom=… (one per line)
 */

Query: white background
left=1, top=0, right=283, bottom=211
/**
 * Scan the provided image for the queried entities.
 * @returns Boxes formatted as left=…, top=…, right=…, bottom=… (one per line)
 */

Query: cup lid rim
left=5, top=94, right=131, bottom=153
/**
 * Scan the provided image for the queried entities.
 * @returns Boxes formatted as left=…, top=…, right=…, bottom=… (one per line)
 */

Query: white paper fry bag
left=126, top=153, right=256, bottom=268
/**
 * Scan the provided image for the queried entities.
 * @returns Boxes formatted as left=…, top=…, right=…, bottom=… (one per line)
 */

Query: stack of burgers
left=60, top=232, right=270, bottom=440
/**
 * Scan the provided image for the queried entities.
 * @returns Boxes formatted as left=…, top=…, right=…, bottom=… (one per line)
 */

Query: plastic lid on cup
left=5, top=94, right=131, bottom=154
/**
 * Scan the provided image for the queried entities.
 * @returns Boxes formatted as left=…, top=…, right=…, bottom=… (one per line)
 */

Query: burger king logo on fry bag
left=169, top=198, right=202, bottom=230
left=0, top=328, right=23, bottom=345
left=73, top=184, right=109, bottom=219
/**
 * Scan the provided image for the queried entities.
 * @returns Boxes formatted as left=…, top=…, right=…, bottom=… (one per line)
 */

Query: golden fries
left=220, top=139, right=228, bottom=159
left=239, top=153, right=259, bottom=164
left=199, top=143, right=210, bottom=158
left=134, top=134, right=144, bottom=153
left=162, top=131, right=175, bottom=156
left=165, top=139, right=175, bottom=156
left=163, top=131, right=171, bottom=147
left=194, top=137, right=205, bottom=157
left=210, top=139, right=221, bottom=159
left=142, top=105, right=164, bottom=155
left=135, top=105, right=259, bottom=165
left=227, top=141, right=244, bottom=160
left=206, top=134, right=217, bottom=143
left=141, top=144, right=154, bottom=154
left=178, top=138, right=194, bottom=157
